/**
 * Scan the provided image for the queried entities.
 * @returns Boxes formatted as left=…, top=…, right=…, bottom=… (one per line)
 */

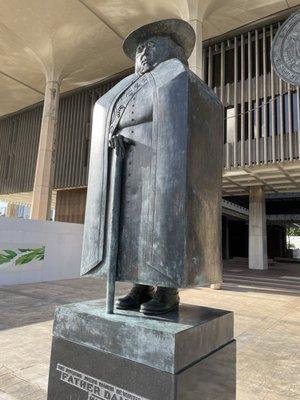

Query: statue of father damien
left=81, top=19, right=224, bottom=315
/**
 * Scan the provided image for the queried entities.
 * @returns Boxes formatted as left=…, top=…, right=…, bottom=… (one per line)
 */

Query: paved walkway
left=0, top=261, right=299, bottom=400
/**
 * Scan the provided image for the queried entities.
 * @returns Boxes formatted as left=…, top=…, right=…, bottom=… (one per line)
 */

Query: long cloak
left=81, top=59, right=224, bottom=288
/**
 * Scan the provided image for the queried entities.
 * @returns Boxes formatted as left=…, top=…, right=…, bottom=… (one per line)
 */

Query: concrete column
left=188, top=18, right=203, bottom=78
left=249, top=186, right=268, bottom=270
left=225, top=217, right=230, bottom=260
left=30, top=80, right=60, bottom=220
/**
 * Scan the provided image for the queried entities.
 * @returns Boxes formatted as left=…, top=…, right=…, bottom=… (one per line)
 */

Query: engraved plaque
left=271, top=12, right=300, bottom=86
left=56, top=364, right=149, bottom=400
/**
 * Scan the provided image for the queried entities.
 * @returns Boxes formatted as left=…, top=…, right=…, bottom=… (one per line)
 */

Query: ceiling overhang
left=223, top=161, right=300, bottom=196
left=0, top=0, right=298, bottom=117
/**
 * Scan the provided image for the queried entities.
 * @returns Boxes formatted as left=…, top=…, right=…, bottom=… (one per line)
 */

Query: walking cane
left=106, top=136, right=133, bottom=314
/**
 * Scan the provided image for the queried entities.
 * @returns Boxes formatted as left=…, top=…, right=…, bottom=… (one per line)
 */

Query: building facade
left=0, top=6, right=299, bottom=270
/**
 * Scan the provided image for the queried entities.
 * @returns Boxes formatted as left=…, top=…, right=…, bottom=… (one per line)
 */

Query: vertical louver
left=203, top=18, right=300, bottom=168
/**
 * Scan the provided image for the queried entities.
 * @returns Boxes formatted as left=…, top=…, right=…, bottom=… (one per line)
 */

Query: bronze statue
left=81, top=19, right=223, bottom=315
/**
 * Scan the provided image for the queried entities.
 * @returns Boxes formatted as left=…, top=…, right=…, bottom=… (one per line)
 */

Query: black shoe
left=115, top=284, right=155, bottom=310
left=140, top=287, right=179, bottom=315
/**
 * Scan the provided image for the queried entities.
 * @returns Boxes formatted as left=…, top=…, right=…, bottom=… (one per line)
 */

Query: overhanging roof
left=1, top=0, right=299, bottom=117
left=223, top=161, right=300, bottom=195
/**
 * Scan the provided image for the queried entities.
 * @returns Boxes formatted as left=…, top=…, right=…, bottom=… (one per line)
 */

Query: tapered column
left=30, top=80, right=60, bottom=220
left=249, top=186, right=268, bottom=270
left=189, top=18, right=203, bottom=78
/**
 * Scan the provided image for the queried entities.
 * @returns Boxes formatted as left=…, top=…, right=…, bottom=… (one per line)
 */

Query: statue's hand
left=109, top=135, right=134, bottom=158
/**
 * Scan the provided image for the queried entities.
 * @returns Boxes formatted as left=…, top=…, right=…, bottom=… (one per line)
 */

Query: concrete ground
left=0, top=260, right=299, bottom=400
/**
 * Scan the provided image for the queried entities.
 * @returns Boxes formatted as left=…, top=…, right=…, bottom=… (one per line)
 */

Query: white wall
left=0, top=217, right=83, bottom=285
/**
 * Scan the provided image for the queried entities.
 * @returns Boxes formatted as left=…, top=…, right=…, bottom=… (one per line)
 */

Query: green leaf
left=35, top=247, right=45, bottom=252
left=18, top=248, right=33, bottom=253
left=33, top=248, right=44, bottom=254
left=0, top=253, right=10, bottom=259
left=0, top=251, right=14, bottom=264
left=0, top=250, right=16, bottom=265
left=15, top=254, right=35, bottom=265
left=15, top=248, right=45, bottom=265
left=3, top=250, right=17, bottom=258
left=0, top=258, right=11, bottom=265
left=18, top=247, right=45, bottom=254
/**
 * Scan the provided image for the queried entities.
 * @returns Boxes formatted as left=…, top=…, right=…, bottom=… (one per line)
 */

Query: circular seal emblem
left=271, top=12, right=300, bottom=86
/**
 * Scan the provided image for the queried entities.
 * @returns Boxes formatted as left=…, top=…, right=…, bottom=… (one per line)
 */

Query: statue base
left=47, top=300, right=236, bottom=400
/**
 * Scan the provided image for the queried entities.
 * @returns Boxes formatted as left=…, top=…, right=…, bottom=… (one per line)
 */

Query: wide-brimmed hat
left=123, top=19, right=196, bottom=60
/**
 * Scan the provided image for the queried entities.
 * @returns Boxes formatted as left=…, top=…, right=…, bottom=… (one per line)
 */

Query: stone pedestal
left=47, top=300, right=236, bottom=400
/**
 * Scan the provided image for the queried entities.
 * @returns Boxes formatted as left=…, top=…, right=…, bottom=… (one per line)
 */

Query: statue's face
left=135, top=36, right=173, bottom=75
